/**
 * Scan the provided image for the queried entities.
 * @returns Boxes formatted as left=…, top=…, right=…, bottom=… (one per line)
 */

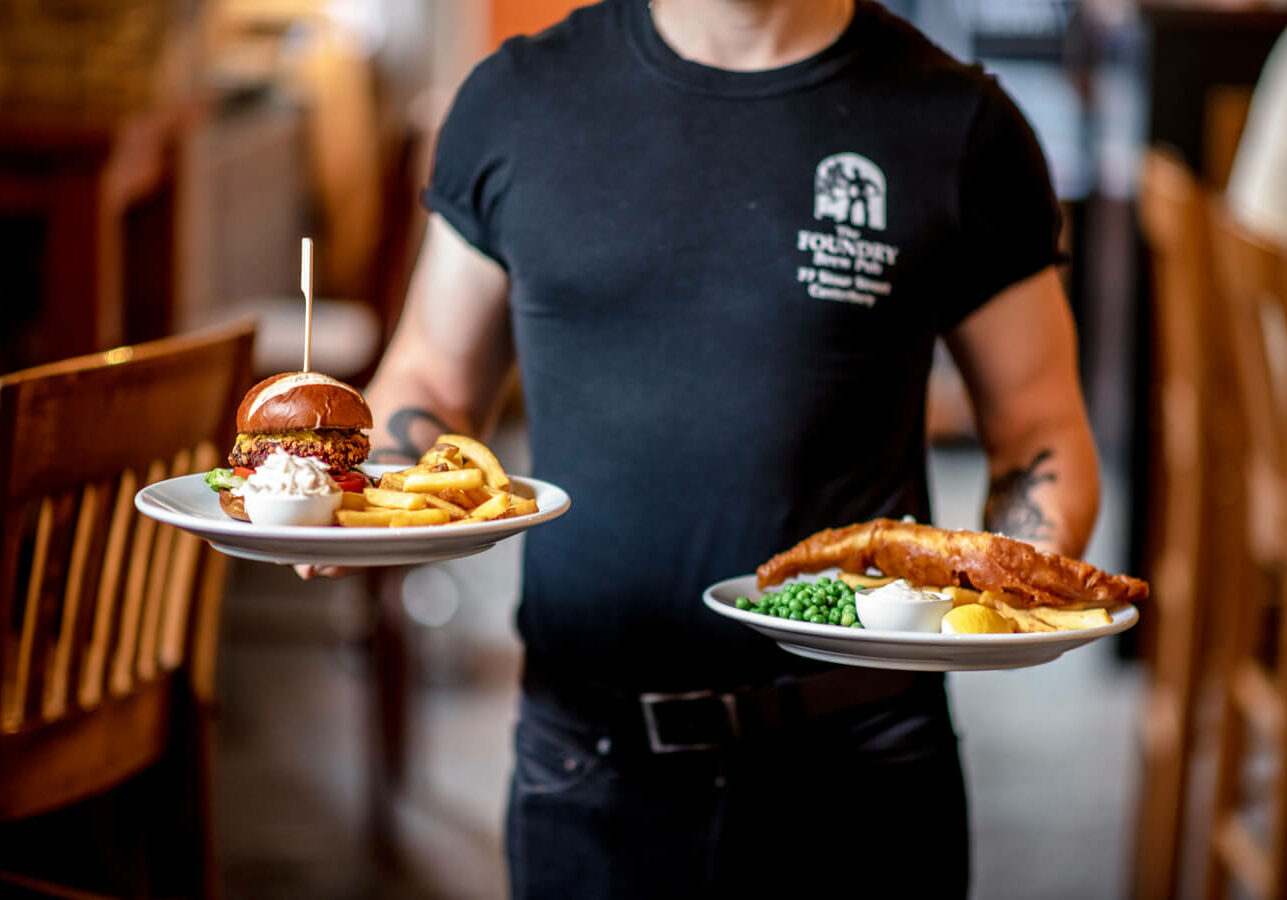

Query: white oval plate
left=703, top=571, right=1139, bottom=672
left=135, top=465, right=570, bottom=567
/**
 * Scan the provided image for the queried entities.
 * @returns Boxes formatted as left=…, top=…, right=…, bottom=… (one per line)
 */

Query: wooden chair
left=1203, top=200, right=1287, bottom=900
left=1133, top=147, right=1243, bottom=900
left=0, top=320, right=254, bottom=898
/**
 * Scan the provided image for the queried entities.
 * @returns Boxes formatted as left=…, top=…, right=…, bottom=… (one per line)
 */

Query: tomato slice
left=233, top=466, right=254, bottom=479
left=332, top=471, right=369, bottom=493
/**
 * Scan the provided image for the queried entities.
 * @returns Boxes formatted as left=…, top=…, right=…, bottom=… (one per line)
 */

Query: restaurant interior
left=2, top=0, right=1287, bottom=897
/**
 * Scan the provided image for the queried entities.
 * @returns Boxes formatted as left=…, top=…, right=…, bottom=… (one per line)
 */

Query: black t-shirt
left=426, top=0, right=1061, bottom=690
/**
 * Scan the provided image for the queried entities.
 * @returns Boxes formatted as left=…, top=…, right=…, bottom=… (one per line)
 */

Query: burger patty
left=229, top=428, right=370, bottom=472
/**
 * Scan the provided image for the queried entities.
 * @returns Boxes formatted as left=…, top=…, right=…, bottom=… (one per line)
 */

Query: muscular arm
left=945, top=266, right=1100, bottom=558
left=364, top=213, right=514, bottom=463
left=295, top=214, right=510, bottom=579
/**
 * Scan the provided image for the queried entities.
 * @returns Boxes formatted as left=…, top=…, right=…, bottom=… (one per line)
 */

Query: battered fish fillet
left=756, top=519, right=1149, bottom=610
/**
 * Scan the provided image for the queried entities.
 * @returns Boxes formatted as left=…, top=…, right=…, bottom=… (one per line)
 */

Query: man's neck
left=649, top=0, right=855, bottom=71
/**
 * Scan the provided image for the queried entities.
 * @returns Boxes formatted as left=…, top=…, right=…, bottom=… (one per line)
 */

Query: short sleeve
left=422, top=53, right=517, bottom=270
left=938, top=75, right=1063, bottom=332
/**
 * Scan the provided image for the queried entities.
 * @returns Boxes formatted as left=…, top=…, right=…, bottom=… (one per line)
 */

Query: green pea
left=841, top=611, right=856, bottom=627
left=735, top=596, right=751, bottom=610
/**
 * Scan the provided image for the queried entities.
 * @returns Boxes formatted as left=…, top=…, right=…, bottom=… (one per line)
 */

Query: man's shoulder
left=859, top=6, right=992, bottom=97
left=489, top=1, right=617, bottom=77
left=448, top=2, right=614, bottom=114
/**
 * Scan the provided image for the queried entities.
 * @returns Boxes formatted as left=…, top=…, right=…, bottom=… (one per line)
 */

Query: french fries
left=466, top=492, right=511, bottom=521
left=339, top=491, right=368, bottom=510
left=978, top=589, right=1113, bottom=634
left=336, top=435, right=538, bottom=528
left=391, top=509, right=451, bottom=527
left=363, top=487, right=427, bottom=510
left=404, top=469, right=484, bottom=493
left=434, top=433, right=510, bottom=490
left=336, top=508, right=399, bottom=527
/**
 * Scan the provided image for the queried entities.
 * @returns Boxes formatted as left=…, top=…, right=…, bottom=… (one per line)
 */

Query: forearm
left=364, top=214, right=515, bottom=463
left=363, top=309, right=513, bottom=463
left=363, top=359, right=460, bottom=466
left=946, top=267, right=1100, bottom=559
left=981, top=416, right=1099, bottom=558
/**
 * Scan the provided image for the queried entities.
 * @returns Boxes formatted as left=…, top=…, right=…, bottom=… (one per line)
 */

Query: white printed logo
left=796, top=152, right=900, bottom=307
left=813, top=152, right=886, bottom=230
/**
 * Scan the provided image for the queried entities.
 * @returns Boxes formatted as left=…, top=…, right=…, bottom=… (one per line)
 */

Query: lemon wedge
left=940, top=604, right=1014, bottom=635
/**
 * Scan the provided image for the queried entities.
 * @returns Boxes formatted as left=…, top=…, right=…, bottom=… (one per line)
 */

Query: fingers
left=292, top=564, right=358, bottom=579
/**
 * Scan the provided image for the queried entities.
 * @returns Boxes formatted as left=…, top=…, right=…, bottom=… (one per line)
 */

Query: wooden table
left=0, top=99, right=206, bottom=372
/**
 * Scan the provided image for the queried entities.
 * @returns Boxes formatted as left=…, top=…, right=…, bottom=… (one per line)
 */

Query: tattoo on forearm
left=984, top=448, right=1057, bottom=541
left=369, top=406, right=451, bottom=463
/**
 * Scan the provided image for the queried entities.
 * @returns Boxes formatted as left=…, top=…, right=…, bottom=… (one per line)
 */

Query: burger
left=205, top=371, right=374, bottom=520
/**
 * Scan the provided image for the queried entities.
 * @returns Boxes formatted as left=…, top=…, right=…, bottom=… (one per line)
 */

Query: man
left=304, top=0, right=1100, bottom=895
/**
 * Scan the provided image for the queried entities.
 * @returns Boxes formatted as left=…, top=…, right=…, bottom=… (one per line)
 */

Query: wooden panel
left=0, top=678, right=171, bottom=821
left=2, top=500, right=52, bottom=733
left=135, top=452, right=188, bottom=682
left=40, top=482, right=100, bottom=720
left=159, top=442, right=217, bottom=672
left=78, top=470, right=135, bottom=711
left=109, top=459, right=166, bottom=698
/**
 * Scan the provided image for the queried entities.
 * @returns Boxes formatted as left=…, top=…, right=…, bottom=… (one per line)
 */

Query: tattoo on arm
left=984, top=448, right=1057, bottom=541
left=369, top=406, right=452, bottom=463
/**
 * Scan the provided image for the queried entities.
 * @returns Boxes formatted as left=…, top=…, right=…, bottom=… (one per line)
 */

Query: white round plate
left=703, top=571, right=1139, bottom=672
left=134, top=465, right=570, bottom=567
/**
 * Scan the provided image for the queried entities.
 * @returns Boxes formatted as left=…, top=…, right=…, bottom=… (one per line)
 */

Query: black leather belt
left=521, top=659, right=921, bottom=755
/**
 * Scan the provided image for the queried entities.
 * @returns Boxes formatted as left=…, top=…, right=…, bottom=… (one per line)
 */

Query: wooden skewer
left=300, top=237, right=314, bottom=373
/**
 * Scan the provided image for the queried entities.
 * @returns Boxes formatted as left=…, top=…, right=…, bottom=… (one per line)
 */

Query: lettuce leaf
left=204, top=468, right=245, bottom=492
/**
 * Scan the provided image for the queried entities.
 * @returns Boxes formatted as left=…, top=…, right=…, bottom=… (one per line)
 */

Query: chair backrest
left=1138, top=147, right=1215, bottom=622
left=1209, top=201, right=1287, bottom=561
left=0, top=320, right=253, bottom=818
left=1204, top=199, right=1287, bottom=900
left=1133, top=147, right=1221, bottom=900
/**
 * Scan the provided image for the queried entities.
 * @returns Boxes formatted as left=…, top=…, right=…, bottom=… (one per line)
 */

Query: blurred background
left=2, top=0, right=1286, bottom=897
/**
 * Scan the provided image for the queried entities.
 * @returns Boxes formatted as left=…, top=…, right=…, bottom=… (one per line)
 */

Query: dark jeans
left=505, top=676, right=969, bottom=899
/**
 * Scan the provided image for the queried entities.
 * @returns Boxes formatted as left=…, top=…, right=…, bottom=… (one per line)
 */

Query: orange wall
left=490, top=0, right=582, bottom=49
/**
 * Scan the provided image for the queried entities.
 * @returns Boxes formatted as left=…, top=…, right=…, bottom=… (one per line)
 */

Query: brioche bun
left=219, top=489, right=248, bottom=522
left=236, top=372, right=373, bottom=434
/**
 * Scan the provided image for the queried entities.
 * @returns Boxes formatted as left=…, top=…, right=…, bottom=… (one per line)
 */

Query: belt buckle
left=639, top=689, right=740, bottom=753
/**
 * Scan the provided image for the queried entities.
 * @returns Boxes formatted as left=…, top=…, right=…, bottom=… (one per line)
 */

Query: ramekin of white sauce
left=236, top=449, right=342, bottom=526
left=853, top=579, right=952, bottom=632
